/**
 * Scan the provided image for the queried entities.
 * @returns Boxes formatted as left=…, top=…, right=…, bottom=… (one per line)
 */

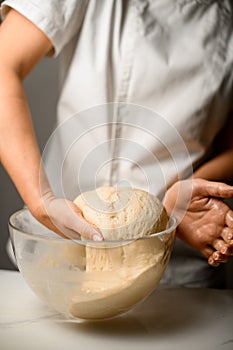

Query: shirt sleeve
left=0, top=0, right=88, bottom=57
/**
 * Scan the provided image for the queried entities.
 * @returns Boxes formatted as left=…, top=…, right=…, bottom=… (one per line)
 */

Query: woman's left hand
left=163, top=179, right=233, bottom=266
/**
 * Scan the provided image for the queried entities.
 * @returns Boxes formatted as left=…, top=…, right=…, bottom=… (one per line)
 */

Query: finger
left=212, top=238, right=233, bottom=255
left=62, top=226, right=104, bottom=242
left=70, top=215, right=103, bottom=241
left=207, top=249, right=231, bottom=266
left=211, top=251, right=231, bottom=264
left=202, top=245, right=215, bottom=258
left=193, top=179, right=233, bottom=199
left=221, top=226, right=233, bottom=243
left=226, top=210, right=233, bottom=229
left=56, top=227, right=81, bottom=240
left=208, top=256, right=220, bottom=267
left=44, top=213, right=82, bottom=240
left=63, top=221, right=103, bottom=241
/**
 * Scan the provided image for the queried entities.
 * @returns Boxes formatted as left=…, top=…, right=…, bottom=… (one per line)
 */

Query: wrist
left=27, top=190, right=55, bottom=225
left=163, top=179, right=194, bottom=224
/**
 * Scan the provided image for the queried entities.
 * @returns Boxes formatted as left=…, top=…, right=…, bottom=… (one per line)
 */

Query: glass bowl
left=9, top=209, right=176, bottom=320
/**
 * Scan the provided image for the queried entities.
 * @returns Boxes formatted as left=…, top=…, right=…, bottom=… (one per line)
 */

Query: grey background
left=0, top=57, right=59, bottom=270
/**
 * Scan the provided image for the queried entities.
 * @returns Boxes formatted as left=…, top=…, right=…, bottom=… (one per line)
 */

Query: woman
left=0, top=0, right=233, bottom=287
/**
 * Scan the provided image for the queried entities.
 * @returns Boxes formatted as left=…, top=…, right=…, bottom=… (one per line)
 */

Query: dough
left=70, top=236, right=168, bottom=319
left=73, top=186, right=168, bottom=240
left=68, top=187, right=171, bottom=319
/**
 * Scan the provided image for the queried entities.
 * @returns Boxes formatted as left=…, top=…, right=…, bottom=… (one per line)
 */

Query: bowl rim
left=9, top=208, right=177, bottom=246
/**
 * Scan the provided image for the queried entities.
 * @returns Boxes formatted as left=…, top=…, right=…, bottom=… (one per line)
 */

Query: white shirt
left=1, top=0, right=233, bottom=287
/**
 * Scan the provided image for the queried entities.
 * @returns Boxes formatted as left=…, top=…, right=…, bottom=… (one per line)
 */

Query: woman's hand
left=32, top=193, right=103, bottom=241
left=163, top=179, right=233, bottom=266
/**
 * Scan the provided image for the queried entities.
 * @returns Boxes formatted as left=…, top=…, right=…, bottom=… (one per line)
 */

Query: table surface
left=0, top=270, right=233, bottom=350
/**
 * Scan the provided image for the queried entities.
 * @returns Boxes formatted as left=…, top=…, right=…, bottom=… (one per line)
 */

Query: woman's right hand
left=33, top=193, right=103, bottom=241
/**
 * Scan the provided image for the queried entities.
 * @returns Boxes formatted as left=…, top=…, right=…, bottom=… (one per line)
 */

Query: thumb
left=193, top=179, right=233, bottom=199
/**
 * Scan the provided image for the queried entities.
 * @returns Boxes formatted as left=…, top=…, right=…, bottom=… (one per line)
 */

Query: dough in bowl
left=69, top=187, right=170, bottom=319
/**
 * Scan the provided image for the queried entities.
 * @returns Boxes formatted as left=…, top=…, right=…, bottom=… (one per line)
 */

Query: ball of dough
left=73, top=187, right=168, bottom=240
left=68, top=187, right=171, bottom=319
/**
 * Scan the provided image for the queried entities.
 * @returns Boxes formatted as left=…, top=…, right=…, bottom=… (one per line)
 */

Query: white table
left=0, top=270, right=233, bottom=350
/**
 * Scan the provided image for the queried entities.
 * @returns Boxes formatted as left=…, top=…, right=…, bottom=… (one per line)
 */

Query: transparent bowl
left=9, top=209, right=177, bottom=320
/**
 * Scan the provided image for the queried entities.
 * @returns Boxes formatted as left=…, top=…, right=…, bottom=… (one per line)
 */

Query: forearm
left=0, top=67, right=103, bottom=240
left=193, top=149, right=233, bottom=183
left=0, top=66, right=53, bottom=215
left=0, top=8, right=54, bottom=215
left=0, top=9, right=102, bottom=240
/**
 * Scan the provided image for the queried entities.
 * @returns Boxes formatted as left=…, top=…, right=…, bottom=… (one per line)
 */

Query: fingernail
left=221, top=247, right=227, bottom=254
left=209, top=258, right=214, bottom=265
left=93, top=234, right=103, bottom=241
